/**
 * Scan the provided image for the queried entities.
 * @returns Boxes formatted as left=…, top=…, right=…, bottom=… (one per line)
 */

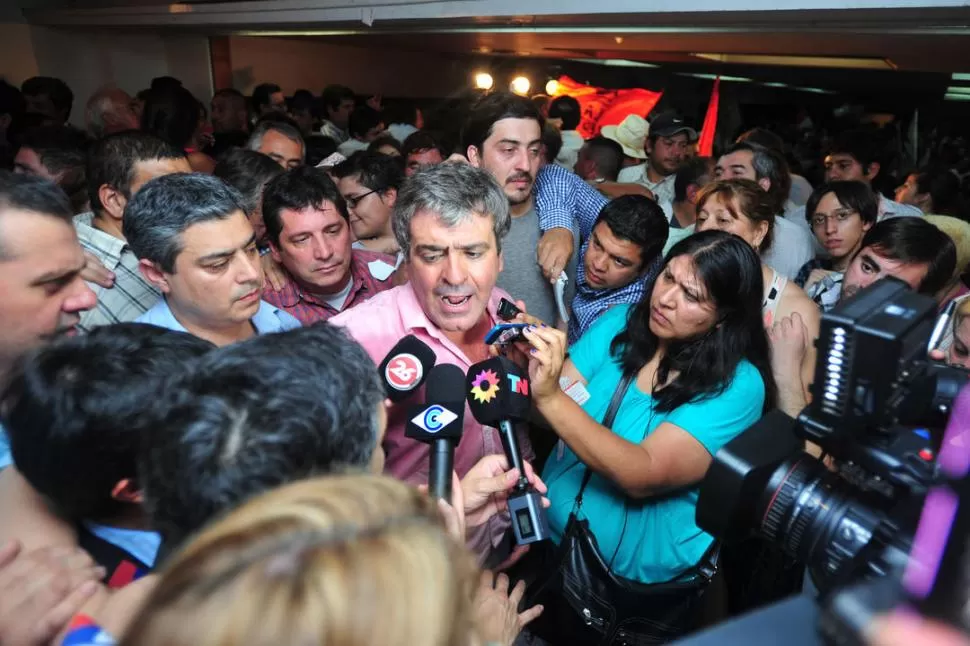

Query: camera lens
left=758, top=456, right=884, bottom=583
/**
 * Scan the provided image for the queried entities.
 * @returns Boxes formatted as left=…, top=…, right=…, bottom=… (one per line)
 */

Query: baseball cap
left=600, top=114, right=649, bottom=159
left=650, top=111, right=698, bottom=141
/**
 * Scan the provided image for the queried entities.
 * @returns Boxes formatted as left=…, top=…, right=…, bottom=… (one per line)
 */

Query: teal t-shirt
left=542, top=304, right=766, bottom=584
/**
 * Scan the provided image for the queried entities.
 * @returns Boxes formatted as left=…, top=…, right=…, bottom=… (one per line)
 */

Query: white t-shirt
left=761, top=216, right=817, bottom=280
left=322, top=276, right=355, bottom=311
left=554, top=130, right=585, bottom=172
left=337, top=138, right=368, bottom=157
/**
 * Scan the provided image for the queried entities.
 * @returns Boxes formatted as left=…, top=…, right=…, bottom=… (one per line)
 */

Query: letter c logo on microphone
left=411, top=405, right=458, bottom=434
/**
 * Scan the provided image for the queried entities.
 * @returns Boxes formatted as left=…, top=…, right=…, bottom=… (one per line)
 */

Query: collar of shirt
left=137, top=297, right=298, bottom=335
left=570, top=249, right=659, bottom=343
left=397, top=282, right=504, bottom=354
left=274, top=253, right=373, bottom=310
left=878, top=194, right=924, bottom=220
left=74, top=212, right=127, bottom=271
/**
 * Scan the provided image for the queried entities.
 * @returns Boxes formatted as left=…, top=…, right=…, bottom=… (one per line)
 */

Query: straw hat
left=601, top=115, right=649, bottom=159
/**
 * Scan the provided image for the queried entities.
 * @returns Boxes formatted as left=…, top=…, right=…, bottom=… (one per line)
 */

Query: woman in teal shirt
left=523, top=230, right=776, bottom=584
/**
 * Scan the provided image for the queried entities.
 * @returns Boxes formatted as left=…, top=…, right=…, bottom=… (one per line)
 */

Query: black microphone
left=466, top=356, right=550, bottom=545
left=405, top=364, right=466, bottom=501
left=378, top=335, right=437, bottom=403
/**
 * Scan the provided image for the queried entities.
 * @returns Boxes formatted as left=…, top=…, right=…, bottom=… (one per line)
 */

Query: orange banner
left=550, top=75, right=663, bottom=139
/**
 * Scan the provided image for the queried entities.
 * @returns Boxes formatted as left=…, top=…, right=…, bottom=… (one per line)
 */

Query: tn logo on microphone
left=411, top=405, right=458, bottom=434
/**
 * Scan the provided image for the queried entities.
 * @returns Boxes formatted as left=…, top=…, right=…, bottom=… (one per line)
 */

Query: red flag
left=550, top=75, right=662, bottom=139
left=697, top=77, right=720, bottom=157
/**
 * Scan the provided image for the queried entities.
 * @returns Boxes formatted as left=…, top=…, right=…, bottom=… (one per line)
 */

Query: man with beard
left=616, top=111, right=696, bottom=208
left=464, top=92, right=579, bottom=326
left=0, top=171, right=97, bottom=470
left=125, top=173, right=300, bottom=346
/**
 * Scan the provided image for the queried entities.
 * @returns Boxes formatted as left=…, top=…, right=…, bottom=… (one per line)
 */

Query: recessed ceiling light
left=952, top=73, right=970, bottom=82
left=614, top=36, right=624, bottom=44
left=945, top=93, right=970, bottom=101
left=567, top=58, right=659, bottom=68
left=945, top=86, right=970, bottom=95
left=692, top=53, right=895, bottom=70
left=762, top=82, right=789, bottom=88
left=795, top=87, right=836, bottom=94
left=679, top=73, right=752, bottom=82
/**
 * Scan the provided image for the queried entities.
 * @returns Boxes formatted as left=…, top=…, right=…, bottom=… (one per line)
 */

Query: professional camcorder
left=696, top=277, right=970, bottom=642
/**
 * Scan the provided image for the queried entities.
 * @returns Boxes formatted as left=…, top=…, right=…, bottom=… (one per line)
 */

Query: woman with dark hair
left=523, top=230, right=775, bottom=588
left=140, top=87, right=215, bottom=174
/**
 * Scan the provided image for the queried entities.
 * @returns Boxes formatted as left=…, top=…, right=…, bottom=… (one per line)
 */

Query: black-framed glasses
left=345, top=189, right=378, bottom=209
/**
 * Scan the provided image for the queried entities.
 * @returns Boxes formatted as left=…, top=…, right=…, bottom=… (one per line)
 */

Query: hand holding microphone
left=466, top=356, right=551, bottom=545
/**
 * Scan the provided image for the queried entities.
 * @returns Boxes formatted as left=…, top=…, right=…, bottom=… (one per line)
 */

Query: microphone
left=405, top=364, right=466, bottom=501
left=466, top=356, right=550, bottom=545
left=378, top=335, right=437, bottom=403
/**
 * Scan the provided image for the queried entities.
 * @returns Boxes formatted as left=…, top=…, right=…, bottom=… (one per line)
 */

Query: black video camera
left=696, top=277, right=969, bottom=641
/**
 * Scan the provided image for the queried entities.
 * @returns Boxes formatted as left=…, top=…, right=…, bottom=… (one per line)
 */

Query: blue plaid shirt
left=534, top=165, right=655, bottom=343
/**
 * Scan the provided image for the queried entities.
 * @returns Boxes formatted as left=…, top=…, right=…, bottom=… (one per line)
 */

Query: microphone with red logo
left=405, top=364, right=466, bottom=501
left=378, top=335, right=437, bottom=403
left=466, top=356, right=550, bottom=545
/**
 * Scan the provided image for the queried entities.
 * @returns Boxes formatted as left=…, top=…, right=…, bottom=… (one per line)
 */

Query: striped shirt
left=74, top=213, right=160, bottom=332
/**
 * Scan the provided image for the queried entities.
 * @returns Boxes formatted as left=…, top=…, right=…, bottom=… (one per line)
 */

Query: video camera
left=696, top=277, right=969, bottom=642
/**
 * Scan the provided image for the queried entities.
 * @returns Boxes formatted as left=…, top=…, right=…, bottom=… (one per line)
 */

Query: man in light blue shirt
left=125, top=172, right=300, bottom=344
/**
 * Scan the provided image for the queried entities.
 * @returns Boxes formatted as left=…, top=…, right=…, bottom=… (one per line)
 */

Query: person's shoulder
left=780, top=281, right=822, bottom=326
left=617, top=164, right=644, bottom=183
left=331, top=284, right=406, bottom=324
left=731, top=359, right=767, bottom=394
left=775, top=214, right=814, bottom=244
left=588, top=302, right=632, bottom=338
left=134, top=300, right=167, bottom=325
left=353, top=247, right=397, bottom=268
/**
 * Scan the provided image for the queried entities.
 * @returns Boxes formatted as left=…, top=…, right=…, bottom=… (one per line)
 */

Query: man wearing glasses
left=332, top=151, right=403, bottom=260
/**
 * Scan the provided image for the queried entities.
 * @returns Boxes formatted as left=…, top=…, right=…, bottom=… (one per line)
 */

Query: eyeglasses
left=345, top=189, right=378, bottom=209
left=811, top=209, right=858, bottom=229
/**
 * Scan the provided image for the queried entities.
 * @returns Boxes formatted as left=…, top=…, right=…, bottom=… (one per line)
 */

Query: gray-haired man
left=246, top=118, right=305, bottom=170
left=331, top=162, right=533, bottom=562
left=126, top=172, right=300, bottom=346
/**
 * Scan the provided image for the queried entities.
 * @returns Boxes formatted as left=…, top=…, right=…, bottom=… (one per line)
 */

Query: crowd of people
left=0, top=73, right=968, bottom=646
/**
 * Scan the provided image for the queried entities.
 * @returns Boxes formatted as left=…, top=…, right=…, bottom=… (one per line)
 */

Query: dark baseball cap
left=650, top=112, right=698, bottom=141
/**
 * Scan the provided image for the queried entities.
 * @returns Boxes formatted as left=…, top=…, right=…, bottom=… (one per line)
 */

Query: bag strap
left=573, top=370, right=635, bottom=508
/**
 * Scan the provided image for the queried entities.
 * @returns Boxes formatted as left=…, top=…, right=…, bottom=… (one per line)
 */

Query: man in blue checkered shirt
left=535, top=164, right=668, bottom=343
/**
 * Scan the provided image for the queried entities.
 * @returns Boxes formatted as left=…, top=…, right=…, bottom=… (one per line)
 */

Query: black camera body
left=696, top=278, right=968, bottom=642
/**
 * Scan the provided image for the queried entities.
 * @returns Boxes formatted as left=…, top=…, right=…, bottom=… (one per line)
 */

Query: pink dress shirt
left=331, top=282, right=534, bottom=560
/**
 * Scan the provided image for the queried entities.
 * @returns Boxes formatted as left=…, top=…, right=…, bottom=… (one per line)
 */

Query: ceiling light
left=566, top=58, right=658, bottom=68
left=510, top=76, right=531, bottom=96
left=762, top=82, right=790, bottom=88
left=952, top=73, right=970, bottom=82
left=945, top=86, right=970, bottom=95
left=945, top=93, right=970, bottom=101
left=679, top=73, right=752, bottom=82
left=473, top=72, right=494, bottom=90
left=692, top=53, right=895, bottom=70
left=614, top=36, right=624, bottom=44
left=545, top=79, right=560, bottom=95
left=795, top=87, right=836, bottom=94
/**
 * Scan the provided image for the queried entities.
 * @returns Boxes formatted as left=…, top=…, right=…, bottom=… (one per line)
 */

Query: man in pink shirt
left=331, top=162, right=533, bottom=561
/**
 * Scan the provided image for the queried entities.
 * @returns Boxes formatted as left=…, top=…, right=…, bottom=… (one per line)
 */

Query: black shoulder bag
left=526, top=371, right=721, bottom=645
